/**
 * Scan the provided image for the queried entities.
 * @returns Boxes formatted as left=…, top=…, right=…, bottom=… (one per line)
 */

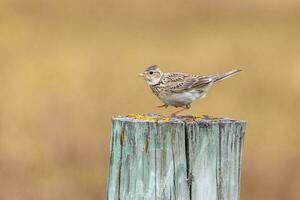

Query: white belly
left=162, top=90, right=206, bottom=107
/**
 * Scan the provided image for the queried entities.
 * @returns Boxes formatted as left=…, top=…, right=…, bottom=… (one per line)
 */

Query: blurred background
left=0, top=0, right=300, bottom=199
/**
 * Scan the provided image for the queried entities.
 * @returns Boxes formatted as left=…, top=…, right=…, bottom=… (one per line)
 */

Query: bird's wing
left=162, top=73, right=216, bottom=93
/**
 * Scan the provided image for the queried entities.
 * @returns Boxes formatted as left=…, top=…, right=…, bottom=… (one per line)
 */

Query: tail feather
left=214, top=69, right=242, bottom=83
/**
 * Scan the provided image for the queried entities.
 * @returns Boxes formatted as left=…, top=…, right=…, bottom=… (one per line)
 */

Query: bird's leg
left=157, top=104, right=168, bottom=108
left=171, top=104, right=191, bottom=117
left=171, top=108, right=187, bottom=116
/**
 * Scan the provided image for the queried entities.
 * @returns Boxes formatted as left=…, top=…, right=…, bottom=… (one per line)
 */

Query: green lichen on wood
left=121, top=113, right=223, bottom=123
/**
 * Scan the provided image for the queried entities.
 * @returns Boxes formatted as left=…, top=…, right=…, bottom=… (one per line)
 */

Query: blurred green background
left=0, top=0, right=300, bottom=199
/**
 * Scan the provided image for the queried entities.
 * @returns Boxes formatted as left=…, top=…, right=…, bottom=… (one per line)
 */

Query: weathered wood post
left=107, top=114, right=246, bottom=200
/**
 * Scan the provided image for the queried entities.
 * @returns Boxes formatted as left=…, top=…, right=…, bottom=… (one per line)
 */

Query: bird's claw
left=170, top=113, right=177, bottom=118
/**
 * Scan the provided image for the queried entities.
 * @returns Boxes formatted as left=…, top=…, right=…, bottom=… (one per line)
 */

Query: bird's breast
left=162, top=90, right=205, bottom=107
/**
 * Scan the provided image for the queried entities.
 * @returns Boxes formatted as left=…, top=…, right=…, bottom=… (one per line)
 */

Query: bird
left=139, top=65, right=241, bottom=116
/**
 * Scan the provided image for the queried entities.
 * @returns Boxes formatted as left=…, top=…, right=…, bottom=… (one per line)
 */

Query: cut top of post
left=113, top=113, right=246, bottom=125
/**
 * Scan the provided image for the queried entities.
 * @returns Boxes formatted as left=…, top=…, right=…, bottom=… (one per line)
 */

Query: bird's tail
left=214, top=69, right=242, bottom=83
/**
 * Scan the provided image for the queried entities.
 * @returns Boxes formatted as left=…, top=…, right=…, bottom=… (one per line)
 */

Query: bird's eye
left=149, top=71, right=154, bottom=75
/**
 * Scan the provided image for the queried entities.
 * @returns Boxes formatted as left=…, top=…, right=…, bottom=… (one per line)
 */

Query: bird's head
left=139, top=65, right=163, bottom=85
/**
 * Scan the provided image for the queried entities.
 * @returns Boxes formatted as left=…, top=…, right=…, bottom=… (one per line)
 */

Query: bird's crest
left=145, top=65, right=159, bottom=71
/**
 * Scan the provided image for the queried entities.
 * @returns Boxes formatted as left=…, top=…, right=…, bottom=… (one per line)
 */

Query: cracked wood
left=107, top=115, right=246, bottom=200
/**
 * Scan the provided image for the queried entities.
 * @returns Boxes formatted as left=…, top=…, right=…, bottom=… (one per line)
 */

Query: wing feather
left=162, top=73, right=216, bottom=93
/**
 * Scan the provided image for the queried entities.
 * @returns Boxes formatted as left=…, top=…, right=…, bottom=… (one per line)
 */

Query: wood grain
left=107, top=114, right=246, bottom=200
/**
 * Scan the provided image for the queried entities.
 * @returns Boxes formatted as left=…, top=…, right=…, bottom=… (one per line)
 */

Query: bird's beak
left=138, top=72, right=145, bottom=77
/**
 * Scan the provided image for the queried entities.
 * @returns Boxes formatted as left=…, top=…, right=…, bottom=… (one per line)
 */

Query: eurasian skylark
left=139, top=65, right=241, bottom=116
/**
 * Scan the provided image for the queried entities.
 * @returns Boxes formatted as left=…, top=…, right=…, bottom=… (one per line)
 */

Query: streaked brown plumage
left=139, top=65, right=241, bottom=116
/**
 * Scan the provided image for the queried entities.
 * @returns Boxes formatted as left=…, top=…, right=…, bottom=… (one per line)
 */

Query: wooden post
left=106, top=114, right=246, bottom=200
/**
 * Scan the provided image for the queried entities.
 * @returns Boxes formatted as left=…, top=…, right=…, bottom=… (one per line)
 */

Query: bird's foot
left=170, top=113, right=177, bottom=118
left=157, top=104, right=168, bottom=108
left=170, top=106, right=189, bottom=117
